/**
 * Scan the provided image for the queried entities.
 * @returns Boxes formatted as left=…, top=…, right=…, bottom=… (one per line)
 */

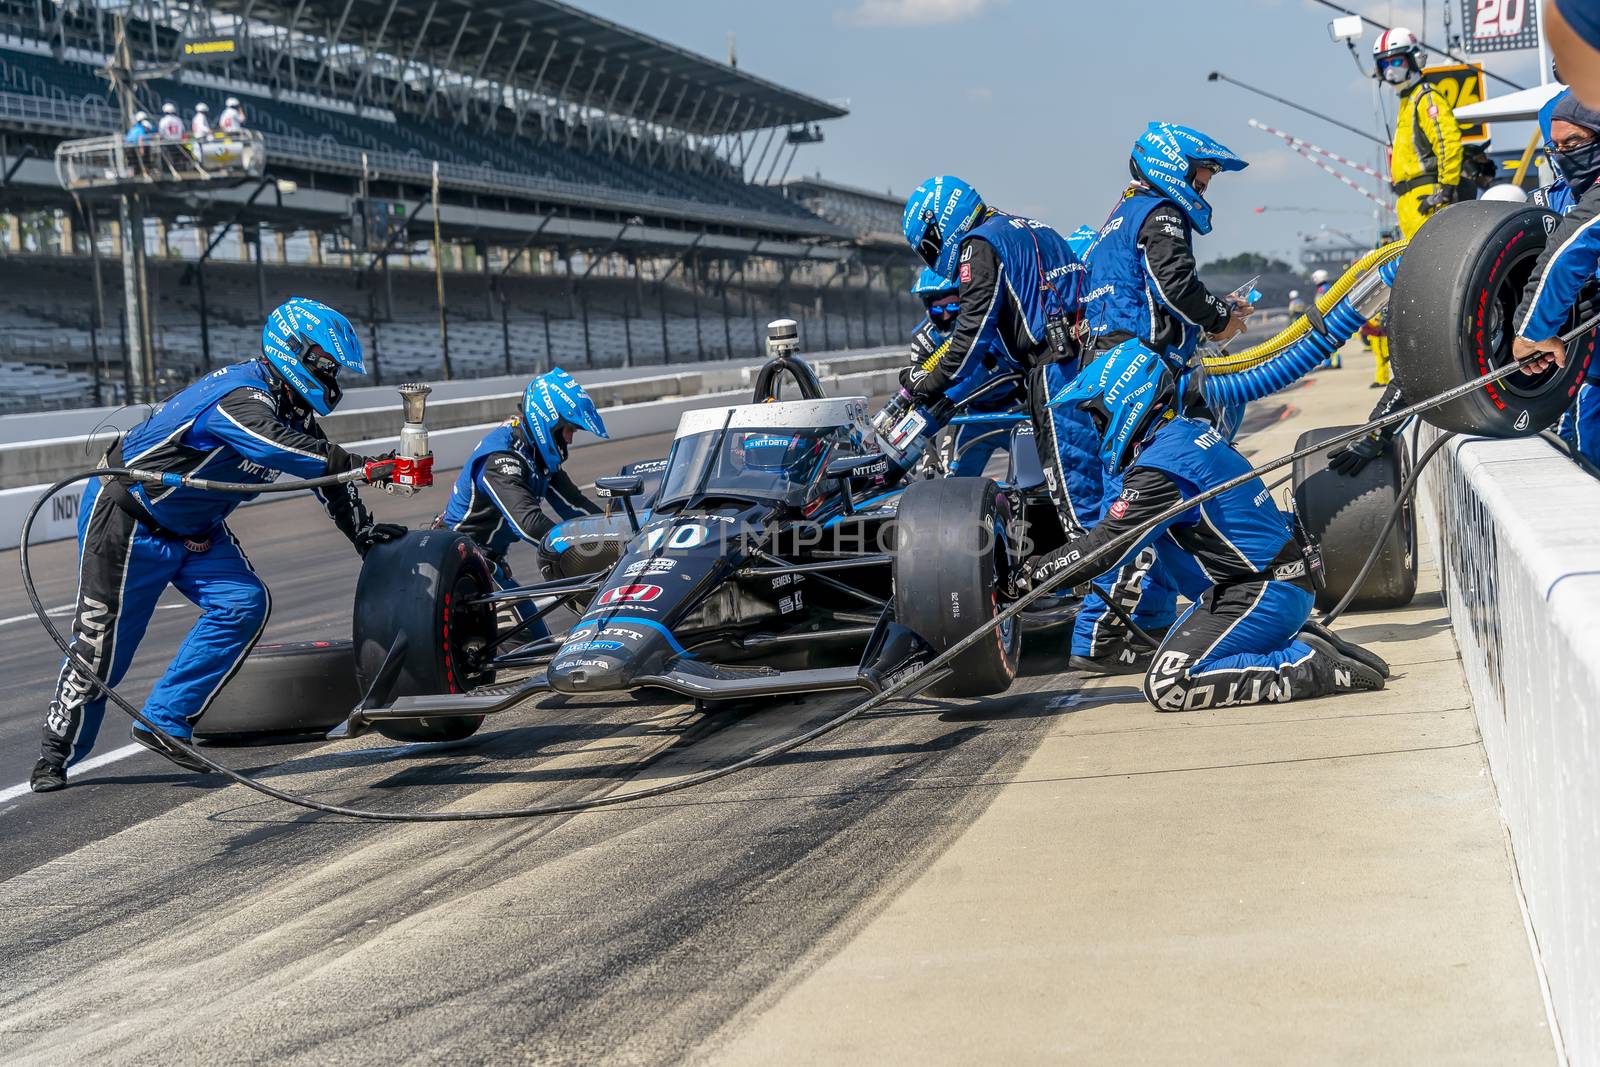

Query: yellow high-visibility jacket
left=1390, top=81, right=1463, bottom=193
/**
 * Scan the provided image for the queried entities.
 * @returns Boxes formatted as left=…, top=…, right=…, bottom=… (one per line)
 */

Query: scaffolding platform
left=54, top=130, right=265, bottom=191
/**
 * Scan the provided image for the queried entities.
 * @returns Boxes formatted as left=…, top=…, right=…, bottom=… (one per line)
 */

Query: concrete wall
left=1418, top=426, right=1600, bottom=1062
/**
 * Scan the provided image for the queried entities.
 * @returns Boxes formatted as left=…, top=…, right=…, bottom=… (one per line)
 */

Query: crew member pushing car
left=31, top=298, right=404, bottom=793
left=436, top=368, right=608, bottom=630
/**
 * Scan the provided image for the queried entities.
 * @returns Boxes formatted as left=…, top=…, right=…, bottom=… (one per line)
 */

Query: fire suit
left=1519, top=178, right=1600, bottom=464
left=1390, top=81, right=1463, bottom=239
left=1029, top=414, right=1328, bottom=710
left=1066, top=186, right=1245, bottom=659
left=901, top=318, right=1026, bottom=476
left=42, top=360, right=383, bottom=767
left=438, top=423, right=600, bottom=627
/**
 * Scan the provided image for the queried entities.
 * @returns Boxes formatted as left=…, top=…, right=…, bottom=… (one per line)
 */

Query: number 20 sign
left=1462, top=0, right=1540, bottom=53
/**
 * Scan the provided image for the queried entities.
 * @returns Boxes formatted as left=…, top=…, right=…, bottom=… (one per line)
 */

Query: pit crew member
left=31, top=298, right=403, bottom=793
left=437, top=368, right=607, bottom=628
left=1018, top=340, right=1388, bottom=710
left=1069, top=122, right=1253, bottom=672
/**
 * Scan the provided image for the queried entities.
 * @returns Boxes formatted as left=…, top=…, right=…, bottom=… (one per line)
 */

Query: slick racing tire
left=1389, top=201, right=1596, bottom=437
left=193, top=640, right=357, bottom=741
left=353, top=530, right=496, bottom=743
left=1292, top=425, right=1417, bottom=613
left=893, top=477, right=1021, bottom=697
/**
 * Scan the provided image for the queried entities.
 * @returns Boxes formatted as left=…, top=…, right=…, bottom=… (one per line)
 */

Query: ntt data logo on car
left=597, top=584, right=663, bottom=605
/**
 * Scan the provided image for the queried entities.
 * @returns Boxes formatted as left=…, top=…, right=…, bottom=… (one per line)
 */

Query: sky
left=578, top=0, right=1549, bottom=268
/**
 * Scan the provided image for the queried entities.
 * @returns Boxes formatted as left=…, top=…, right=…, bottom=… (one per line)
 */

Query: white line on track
left=0, top=743, right=146, bottom=805
left=0, top=602, right=190, bottom=629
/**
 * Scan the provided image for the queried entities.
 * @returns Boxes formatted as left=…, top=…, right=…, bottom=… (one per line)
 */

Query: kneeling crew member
left=438, top=368, right=607, bottom=627
left=1021, top=341, right=1387, bottom=710
left=32, top=298, right=403, bottom=792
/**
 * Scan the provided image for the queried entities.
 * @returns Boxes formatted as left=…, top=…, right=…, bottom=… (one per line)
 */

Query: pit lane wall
left=0, top=354, right=903, bottom=550
left=1417, top=425, right=1600, bottom=1061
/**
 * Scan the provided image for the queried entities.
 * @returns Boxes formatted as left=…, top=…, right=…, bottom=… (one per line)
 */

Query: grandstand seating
left=0, top=42, right=818, bottom=224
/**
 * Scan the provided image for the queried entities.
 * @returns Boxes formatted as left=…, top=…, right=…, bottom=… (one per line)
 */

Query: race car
left=329, top=351, right=1071, bottom=744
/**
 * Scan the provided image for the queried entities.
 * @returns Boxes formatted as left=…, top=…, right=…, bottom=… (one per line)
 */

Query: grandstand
left=0, top=0, right=918, bottom=411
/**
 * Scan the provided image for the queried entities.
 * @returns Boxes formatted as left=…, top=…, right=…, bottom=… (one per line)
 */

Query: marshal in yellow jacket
left=1390, top=80, right=1463, bottom=238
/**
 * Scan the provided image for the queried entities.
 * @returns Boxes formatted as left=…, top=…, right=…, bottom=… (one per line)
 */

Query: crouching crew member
left=32, top=298, right=402, bottom=792
left=1020, top=341, right=1387, bottom=710
left=437, top=368, right=608, bottom=629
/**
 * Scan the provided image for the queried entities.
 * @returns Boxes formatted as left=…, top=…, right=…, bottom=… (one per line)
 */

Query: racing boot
left=1299, top=620, right=1390, bottom=678
left=131, top=727, right=213, bottom=774
left=29, top=757, right=66, bottom=793
left=1292, top=632, right=1386, bottom=698
left=1069, top=631, right=1156, bottom=676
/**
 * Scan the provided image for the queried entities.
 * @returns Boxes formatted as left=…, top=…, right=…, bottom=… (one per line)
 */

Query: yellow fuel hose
left=1203, top=240, right=1408, bottom=375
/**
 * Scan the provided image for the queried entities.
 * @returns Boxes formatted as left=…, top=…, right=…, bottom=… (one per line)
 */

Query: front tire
left=353, top=530, right=496, bottom=743
left=893, top=477, right=1020, bottom=697
left=1292, top=425, right=1417, bottom=613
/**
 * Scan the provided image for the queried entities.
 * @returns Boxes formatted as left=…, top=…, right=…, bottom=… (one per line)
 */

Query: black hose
left=1318, top=431, right=1455, bottom=626
left=20, top=358, right=1532, bottom=822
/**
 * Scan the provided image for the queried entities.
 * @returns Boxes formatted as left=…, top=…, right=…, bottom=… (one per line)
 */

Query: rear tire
left=893, top=477, right=1020, bottom=697
left=1389, top=201, right=1595, bottom=436
left=1292, top=425, right=1417, bottom=612
left=353, top=530, right=496, bottom=743
left=194, top=640, right=356, bottom=740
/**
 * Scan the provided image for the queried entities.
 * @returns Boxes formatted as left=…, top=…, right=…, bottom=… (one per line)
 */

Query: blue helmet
left=1129, top=123, right=1248, bottom=236
left=1051, top=340, right=1178, bottom=475
left=518, top=367, right=609, bottom=471
left=902, top=175, right=987, bottom=278
left=910, top=266, right=958, bottom=299
left=261, top=297, right=364, bottom=416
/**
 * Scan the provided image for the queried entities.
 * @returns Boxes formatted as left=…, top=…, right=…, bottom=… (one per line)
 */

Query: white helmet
left=194, top=102, right=209, bottom=113
left=1481, top=183, right=1529, bottom=203
left=162, top=101, right=176, bottom=114
left=1374, top=27, right=1425, bottom=83
left=1311, top=269, right=1330, bottom=284
left=132, top=110, right=149, bottom=124
left=1289, top=290, right=1301, bottom=299
left=226, top=97, right=240, bottom=108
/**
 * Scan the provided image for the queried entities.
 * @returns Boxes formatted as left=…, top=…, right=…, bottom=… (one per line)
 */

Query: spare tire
left=1292, top=425, right=1417, bottom=613
left=893, top=477, right=1020, bottom=697
left=194, top=640, right=356, bottom=740
left=353, top=530, right=497, bottom=743
left=1389, top=200, right=1596, bottom=437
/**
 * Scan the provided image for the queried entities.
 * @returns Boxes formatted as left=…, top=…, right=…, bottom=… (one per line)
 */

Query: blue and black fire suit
left=1030, top=411, right=1326, bottom=710
left=42, top=360, right=381, bottom=766
left=1521, top=176, right=1600, bottom=464
left=1065, top=188, right=1239, bottom=658
left=437, top=423, right=599, bottom=626
left=902, top=318, right=1026, bottom=476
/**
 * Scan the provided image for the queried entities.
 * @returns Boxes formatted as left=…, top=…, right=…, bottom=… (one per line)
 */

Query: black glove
left=1422, top=188, right=1452, bottom=212
left=1326, top=434, right=1387, bottom=477
left=353, top=521, right=407, bottom=557
left=327, top=443, right=395, bottom=475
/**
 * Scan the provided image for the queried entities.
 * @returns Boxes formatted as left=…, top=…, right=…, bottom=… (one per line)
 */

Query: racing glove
left=900, top=364, right=947, bottom=402
left=352, top=521, right=407, bottom=557
left=1326, top=433, right=1387, bottom=477
left=1422, top=188, right=1452, bottom=213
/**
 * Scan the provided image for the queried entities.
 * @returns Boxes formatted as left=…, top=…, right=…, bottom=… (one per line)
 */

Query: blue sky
left=580, top=0, right=1547, bottom=268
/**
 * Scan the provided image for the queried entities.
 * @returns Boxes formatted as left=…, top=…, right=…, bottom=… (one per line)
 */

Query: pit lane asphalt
left=0, top=397, right=1295, bottom=1064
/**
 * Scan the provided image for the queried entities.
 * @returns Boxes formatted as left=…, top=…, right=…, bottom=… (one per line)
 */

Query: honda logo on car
left=598, top=583, right=662, bottom=605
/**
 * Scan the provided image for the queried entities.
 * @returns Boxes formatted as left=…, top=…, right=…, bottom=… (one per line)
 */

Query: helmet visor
left=915, top=215, right=944, bottom=269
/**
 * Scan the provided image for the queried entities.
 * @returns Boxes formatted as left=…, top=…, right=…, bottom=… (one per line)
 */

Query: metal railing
left=55, top=129, right=267, bottom=190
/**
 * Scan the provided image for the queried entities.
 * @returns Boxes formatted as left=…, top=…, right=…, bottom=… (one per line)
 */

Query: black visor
left=915, top=216, right=944, bottom=269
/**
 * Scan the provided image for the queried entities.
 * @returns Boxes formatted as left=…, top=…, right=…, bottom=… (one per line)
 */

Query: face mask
left=1555, top=139, right=1600, bottom=193
left=1380, top=57, right=1412, bottom=84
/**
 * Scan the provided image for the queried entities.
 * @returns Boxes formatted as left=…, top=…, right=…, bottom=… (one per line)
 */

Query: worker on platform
left=219, top=97, right=246, bottom=134
left=124, top=111, right=153, bottom=145
left=157, top=102, right=184, bottom=141
left=1376, top=28, right=1462, bottom=239
left=191, top=101, right=212, bottom=141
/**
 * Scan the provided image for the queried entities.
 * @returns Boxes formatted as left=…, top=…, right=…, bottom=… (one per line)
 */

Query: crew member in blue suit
left=891, top=266, right=1026, bottom=476
left=437, top=367, right=607, bottom=628
left=124, top=110, right=153, bottom=144
left=1059, top=124, right=1253, bottom=672
left=31, top=298, right=402, bottom=792
left=1019, top=341, right=1387, bottom=709
left=1510, top=91, right=1600, bottom=460
left=899, top=174, right=1098, bottom=518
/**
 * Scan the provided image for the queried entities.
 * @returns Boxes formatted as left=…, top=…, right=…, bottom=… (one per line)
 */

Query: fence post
left=622, top=313, right=633, bottom=367
left=499, top=285, right=512, bottom=376
left=541, top=309, right=552, bottom=373
left=720, top=262, right=732, bottom=359
left=579, top=293, right=592, bottom=367
left=658, top=284, right=671, bottom=364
